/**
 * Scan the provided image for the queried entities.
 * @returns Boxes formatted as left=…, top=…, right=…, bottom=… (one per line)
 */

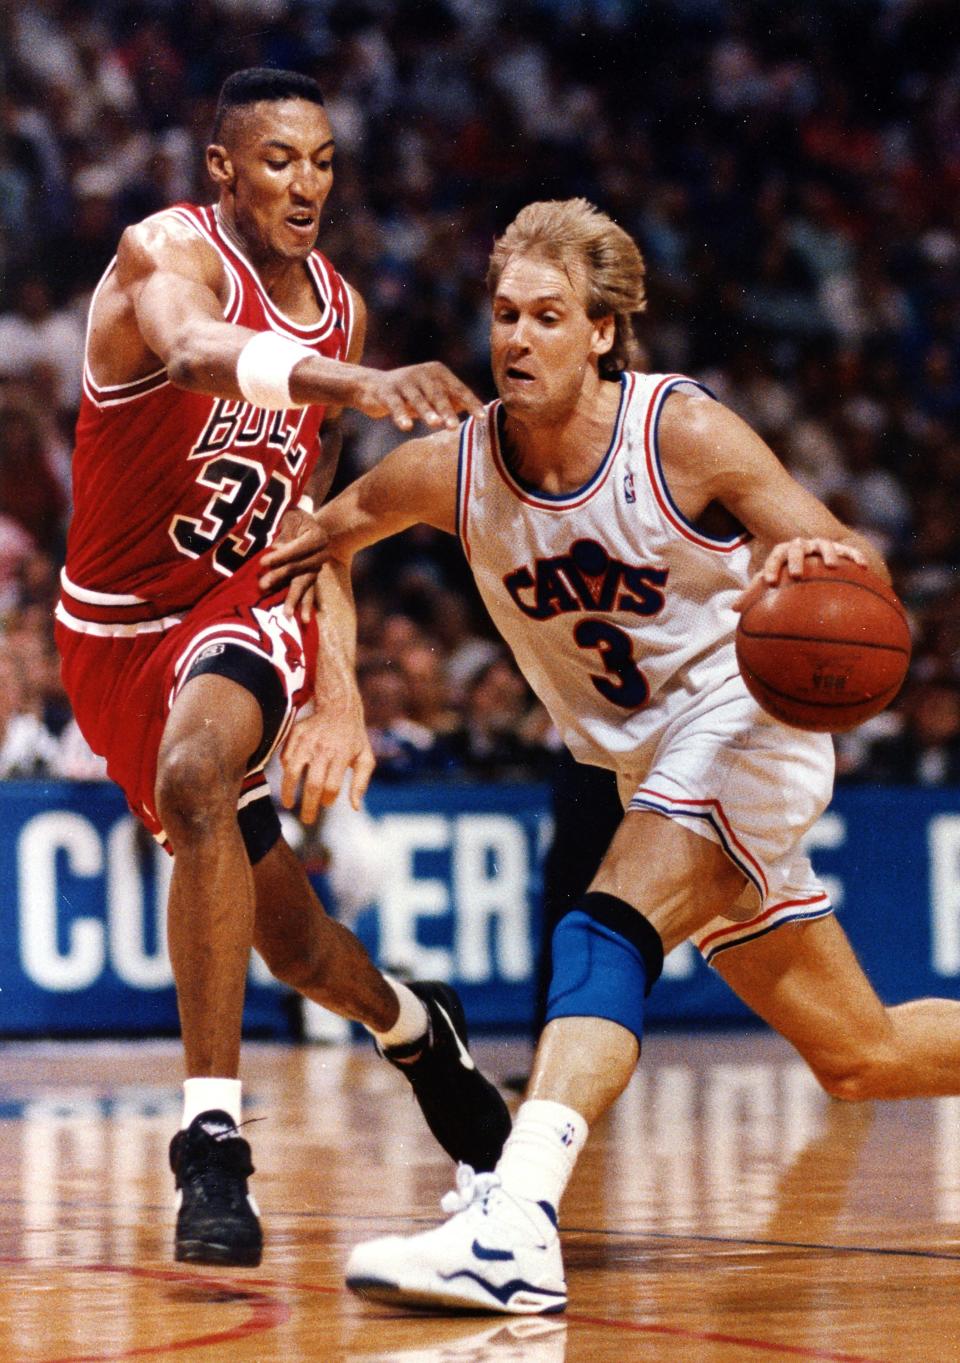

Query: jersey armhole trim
left=456, top=416, right=477, bottom=562
left=644, top=376, right=752, bottom=553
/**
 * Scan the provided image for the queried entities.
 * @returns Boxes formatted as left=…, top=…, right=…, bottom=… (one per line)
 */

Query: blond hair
left=487, top=198, right=647, bottom=378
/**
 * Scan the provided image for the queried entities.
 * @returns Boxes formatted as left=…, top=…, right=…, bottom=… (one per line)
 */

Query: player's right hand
left=354, top=362, right=483, bottom=431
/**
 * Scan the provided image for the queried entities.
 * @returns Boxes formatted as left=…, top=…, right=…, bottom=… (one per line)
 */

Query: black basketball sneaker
left=381, top=980, right=512, bottom=1172
left=168, top=1110, right=263, bottom=1266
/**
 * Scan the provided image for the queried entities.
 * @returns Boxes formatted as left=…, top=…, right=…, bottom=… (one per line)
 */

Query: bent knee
left=155, top=735, right=241, bottom=834
left=810, top=1044, right=899, bottom=1103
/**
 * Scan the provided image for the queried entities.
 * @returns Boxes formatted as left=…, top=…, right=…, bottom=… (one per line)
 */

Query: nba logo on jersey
left=623, top=472, right=636, bottom=503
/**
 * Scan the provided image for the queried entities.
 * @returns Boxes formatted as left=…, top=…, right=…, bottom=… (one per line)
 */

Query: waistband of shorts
left=57, top=568, right=189, bottom=631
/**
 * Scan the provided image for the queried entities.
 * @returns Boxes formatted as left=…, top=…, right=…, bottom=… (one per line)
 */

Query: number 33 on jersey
left=64, top=201, right=353, bottom=618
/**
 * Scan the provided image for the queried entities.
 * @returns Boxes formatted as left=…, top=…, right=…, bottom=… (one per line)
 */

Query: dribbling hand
left=733, top=538, right=868, bottom=612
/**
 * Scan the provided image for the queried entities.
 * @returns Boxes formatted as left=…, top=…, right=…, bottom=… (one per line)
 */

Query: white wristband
left=236, top=330, right=313, bottom=410
left=296, top=493, right=315, bottom=514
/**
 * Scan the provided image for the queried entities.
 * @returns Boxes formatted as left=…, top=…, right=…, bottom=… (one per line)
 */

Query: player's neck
left=215, top=203, right=309, bottom=302
left=502, top=376, right=622, bottom=495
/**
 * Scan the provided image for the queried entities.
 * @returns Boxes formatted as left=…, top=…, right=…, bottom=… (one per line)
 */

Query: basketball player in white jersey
left=261, top=198, right=960, bottom=1314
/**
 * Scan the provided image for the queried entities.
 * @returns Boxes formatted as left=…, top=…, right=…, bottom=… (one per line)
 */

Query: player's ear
left=207, top=143, right=235, bottom=188
left=593, top=313, right=615, bottom=357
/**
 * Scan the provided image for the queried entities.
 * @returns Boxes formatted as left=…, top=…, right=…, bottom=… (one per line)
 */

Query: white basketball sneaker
left=345, top=1165, right=567, bottom=1315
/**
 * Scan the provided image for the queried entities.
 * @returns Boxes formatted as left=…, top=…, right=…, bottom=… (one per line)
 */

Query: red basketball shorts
left=55, top=565, right=318, bottom=848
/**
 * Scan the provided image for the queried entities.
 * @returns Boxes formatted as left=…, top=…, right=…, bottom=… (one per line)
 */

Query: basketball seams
left=738, top=657, right=905, bottom=714
left=737, top=625, right=910, bottom=654
left=741, top=573, right=908, bottom=622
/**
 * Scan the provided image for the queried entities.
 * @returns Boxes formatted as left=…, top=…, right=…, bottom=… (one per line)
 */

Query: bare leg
left=526, top=1016, right=639, bottom=1124
left=252, top=836, right=398, bottom=1032
left=715, top=914, right=960, bottom=1100
left=156, top=673, right=262, bottom=1079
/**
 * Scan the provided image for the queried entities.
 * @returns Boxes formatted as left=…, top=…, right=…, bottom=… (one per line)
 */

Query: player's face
left=214, top=99, right=335, bottom=263
left=490, top=254, right=610, bottom=420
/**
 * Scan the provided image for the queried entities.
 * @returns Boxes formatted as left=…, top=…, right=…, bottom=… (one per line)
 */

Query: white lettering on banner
left=19, top=812, right=106, bottom=990
left=376, top=814, right=452, bottom=978
left=106, top=820, right=173, bottom=989
left=373, top=812, right=537, bottom=982
left=16, top=811, right=276, bottom=994
left=452, top=815, right=531, bottom=982
left=801, top=812, right=846, bottom=910
left=930, top=814, right=960, bottom=975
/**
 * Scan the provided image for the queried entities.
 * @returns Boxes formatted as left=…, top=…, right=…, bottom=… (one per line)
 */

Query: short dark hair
left=213, top=68, right=325, bottom=141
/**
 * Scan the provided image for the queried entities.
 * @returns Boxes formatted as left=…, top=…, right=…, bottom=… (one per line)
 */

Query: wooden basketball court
left=1, top=1029, right=958, bottom=1362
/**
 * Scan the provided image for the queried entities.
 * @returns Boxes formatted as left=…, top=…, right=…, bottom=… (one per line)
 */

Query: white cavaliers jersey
left=456, top=372, right=759, bottom=774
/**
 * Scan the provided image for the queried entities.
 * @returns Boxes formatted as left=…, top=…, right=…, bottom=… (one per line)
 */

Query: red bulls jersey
left=63, top=202, right=354, bottom=618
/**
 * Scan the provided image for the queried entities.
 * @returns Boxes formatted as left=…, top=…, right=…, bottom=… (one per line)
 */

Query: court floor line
left=4, top=1257, right=891, bottom=1363
left=1, top=1261, right=290, bottom=1363
left=5, top=1200, right=960, bottom=1266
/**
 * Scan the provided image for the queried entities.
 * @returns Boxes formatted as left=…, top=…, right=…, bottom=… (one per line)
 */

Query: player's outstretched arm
left=657, top=390, right=889, bottom=602
left=259, top=427, right=461, bottom=612
left=115, top=218, right=482, bottom=430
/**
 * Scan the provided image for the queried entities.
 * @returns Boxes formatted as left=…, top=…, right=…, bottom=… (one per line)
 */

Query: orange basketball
left=735, top=557, right=911, bottom=733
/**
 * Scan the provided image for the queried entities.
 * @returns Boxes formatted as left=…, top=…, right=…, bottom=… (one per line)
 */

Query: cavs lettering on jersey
left=61, top=202, right=353, bottom=624
left=457, top=372, right=756, bottom=773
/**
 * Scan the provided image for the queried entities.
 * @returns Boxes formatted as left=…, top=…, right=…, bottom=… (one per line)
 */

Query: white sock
left=496, top=1099, right=588, bottom=1213
left=182, top=1077, right=242, bottom=1129
left=367, top=976, right=429, bottom=1050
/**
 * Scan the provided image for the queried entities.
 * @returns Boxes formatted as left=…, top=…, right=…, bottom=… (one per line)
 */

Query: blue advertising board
left=1, top=780, right=959, bottom=1036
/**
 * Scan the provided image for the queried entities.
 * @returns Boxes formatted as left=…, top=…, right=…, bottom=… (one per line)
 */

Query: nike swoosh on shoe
left=472, top=1239, right=515, bottom=1261
left=435, top=1002, right=476, bottom=1070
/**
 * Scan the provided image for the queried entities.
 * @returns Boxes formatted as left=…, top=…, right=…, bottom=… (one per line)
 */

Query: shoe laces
left=440, top=1163, right=501, bottom=1215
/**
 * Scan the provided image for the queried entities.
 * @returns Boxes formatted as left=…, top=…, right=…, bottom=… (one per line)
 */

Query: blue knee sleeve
left=545, top=891, right=664, bottom=1045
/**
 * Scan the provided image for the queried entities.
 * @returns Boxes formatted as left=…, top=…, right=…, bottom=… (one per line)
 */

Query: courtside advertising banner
left=1, top=781, right=958, bottom=1034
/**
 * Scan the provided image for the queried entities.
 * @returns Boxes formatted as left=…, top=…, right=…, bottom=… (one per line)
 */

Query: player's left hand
left=268, top=505, right=324, bottom=621
left=733, top=538, right=867, bottom=612
left=280, top=699, right=375, bottom=822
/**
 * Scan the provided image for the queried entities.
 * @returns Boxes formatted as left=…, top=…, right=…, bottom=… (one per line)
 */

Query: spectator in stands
left=397, top=641, right=460, bottom=737
left=443, top=655, right=554, bottom=783
left=0, top=271, right=84, bottom=418
left=0, top=397, right=68, bottom=556
left=357, top=657, right=454, bottom=782
left=0, top=646, right=60, bottom=778
left=855, top=680, right=960, bottom=787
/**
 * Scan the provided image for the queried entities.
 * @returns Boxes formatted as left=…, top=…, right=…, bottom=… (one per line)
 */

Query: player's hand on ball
left=734, top=539, right=868, bottom=612
left=763, top=538, right=866, bottom=586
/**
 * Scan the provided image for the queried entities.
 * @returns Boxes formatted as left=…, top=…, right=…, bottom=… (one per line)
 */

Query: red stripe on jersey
left=458, top=416, right=477, bottom=562
left=643, top=375, right=751, bottom=553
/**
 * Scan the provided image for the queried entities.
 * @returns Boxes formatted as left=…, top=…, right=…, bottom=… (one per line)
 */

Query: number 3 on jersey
left=169, top=454, right=289, bottom=575
left=574, top=617, right=650, bottom=709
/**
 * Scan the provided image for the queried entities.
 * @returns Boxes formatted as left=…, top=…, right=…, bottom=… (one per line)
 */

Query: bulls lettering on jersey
left=457, top=372, right=756, bottom=771
left=64, top=202, right=353, bottom=619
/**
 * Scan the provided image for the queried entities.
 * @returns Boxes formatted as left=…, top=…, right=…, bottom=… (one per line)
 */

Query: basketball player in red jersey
left=54, top=68, right=509, bottom=1269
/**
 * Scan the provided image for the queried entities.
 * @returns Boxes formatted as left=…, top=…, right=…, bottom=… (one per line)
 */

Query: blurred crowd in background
left=0, top=0, right=959, bottom=790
